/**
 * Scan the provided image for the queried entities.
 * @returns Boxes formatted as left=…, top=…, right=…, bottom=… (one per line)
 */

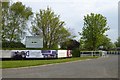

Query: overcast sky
left=14, top=0, right=119, bottom=42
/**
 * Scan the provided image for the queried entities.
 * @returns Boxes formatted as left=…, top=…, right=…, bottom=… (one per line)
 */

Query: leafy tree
left=0, top=1, right=2, bottom=43
left=100, top=35, right=116, bottom=50
left=79, top=38, right=85, bottom=50
left=2, top=1, right=33, bottom=42
left=60, top=39, right=80, bottom=50
left=115, top=37, right=120, bottom=47
left=60, top=39, right=80, bottom=57
left=107, top=42, right=116, bottom=50
left=1, top=2, right=10, bottom=41
left=80, top=13, right=109, bottom=50
left=31, top=7, right=71, bottom=49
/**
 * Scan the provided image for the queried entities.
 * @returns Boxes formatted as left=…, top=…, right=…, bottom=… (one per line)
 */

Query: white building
left=25, top=36, right=43, bottom=48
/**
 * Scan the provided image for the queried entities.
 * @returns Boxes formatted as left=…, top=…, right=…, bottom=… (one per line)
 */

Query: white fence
left=107, top=51, right=120, bottom=55
left=80, top=51, right=107, bottom=57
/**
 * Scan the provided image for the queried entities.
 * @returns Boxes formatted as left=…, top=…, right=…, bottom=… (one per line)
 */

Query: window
left=32, top=42, right=37, bottom=43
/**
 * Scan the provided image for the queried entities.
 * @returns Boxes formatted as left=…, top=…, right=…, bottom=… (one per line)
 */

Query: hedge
left=71, top=48, right=80, bottom=57
left=2, top=41, right=25, bottom=48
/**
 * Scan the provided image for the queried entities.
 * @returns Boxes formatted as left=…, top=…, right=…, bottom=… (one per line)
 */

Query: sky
left=13, top=0, right=119, bottom=42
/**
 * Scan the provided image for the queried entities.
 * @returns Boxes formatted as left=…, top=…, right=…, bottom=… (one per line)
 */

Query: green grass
left=1, top=56, right=99, bottom=69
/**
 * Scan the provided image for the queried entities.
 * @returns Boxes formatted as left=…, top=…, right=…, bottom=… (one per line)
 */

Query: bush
left=2, top=41, right=25, bottom=49
left=72, top=48, right=80, bottom=57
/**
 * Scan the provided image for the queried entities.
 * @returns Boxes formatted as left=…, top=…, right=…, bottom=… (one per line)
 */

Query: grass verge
left=1, top=56, right=99, bottom=69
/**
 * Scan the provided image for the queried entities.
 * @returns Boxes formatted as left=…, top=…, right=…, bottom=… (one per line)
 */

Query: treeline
left=1, top=1, right=73, bottom=49
left=1, top=1, right=120, bottom=52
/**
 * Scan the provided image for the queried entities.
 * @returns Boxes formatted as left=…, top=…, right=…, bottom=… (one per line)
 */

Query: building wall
left=25, top=36, right=43, bottom=48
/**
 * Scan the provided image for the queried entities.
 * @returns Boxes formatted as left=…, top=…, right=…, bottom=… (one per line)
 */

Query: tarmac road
left=2, top=55, right=118, bottom=78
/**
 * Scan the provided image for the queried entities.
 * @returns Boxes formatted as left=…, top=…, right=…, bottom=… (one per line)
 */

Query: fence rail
left=80, top=51, right=120, bottom=57
left=107, top=51, right=120, bottom=55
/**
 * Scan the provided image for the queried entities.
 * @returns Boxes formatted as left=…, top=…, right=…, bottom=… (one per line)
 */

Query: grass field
left=1, top=56, right=99, bottom=69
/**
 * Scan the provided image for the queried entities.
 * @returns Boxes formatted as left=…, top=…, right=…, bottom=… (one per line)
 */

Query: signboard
left=1, top=50, right=11, bottom=58
left=11, top=50, right=57, bottom=59
left=25, top=50, right=43, bottom=58
left=2, top=50, right=72, bottom=59
left=58, top=50, right=67, bottom=58
left=57, top=50, right=72, bottom=58
left=41, top=50, right=57, bottom=58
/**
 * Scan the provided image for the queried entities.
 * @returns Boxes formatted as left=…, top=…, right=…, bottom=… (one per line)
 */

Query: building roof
left=26, top=36, right=42, bottom=39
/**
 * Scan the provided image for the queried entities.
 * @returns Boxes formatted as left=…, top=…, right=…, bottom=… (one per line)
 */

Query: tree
left=115, top=37, right=120, bottom=47
left=80, top=13, right=109, bottom=50
left=1, top=2, right=10, bottom=41
left=79, top=38, right=85, bottom=50
left=2, top=1, right=33, bottom=42
left=31, top=7, right=71, bottom=49
left=0, top=1, right=2, bottom=43
left=60, top=39, right=80, bottom=50
left=100, top=35, right=116, bottom=50
left=60, top=39, right=80, bottom=57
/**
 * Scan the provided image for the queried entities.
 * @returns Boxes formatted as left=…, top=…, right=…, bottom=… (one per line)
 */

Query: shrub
left=2, top=41, right=25, bottom=48
left=72, top=48, right=80, bottom=57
